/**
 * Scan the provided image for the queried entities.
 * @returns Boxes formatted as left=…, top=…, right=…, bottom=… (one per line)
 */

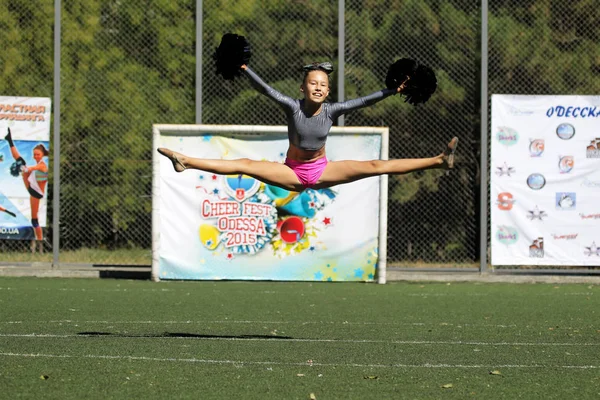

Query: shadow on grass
left=77, top=331, right=293, bottom=340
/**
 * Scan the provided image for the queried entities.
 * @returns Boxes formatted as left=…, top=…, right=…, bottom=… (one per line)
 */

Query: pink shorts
left=284, top=157, right=328, bottom=189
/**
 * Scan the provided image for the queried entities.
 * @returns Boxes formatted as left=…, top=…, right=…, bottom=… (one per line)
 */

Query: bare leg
left=157, top=148, right=304, bottom=191
left=10, top=147, right=21, bottom=160
left=315, top=137, right=458, bottom=189
left=21, top=170, right=31, bottom=188
left=30, top=197, right=43, bottom=241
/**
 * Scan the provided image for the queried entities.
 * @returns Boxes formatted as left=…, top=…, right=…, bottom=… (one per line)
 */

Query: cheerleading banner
left=491, top=95, right=600, bottom=266
left=0, top=97, right=51, bottom=240
left=152, top=125, right=387, bottom=281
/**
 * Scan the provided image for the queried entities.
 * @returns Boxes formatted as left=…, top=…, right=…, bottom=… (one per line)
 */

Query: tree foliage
left=1, top=0, right=599, bottom=261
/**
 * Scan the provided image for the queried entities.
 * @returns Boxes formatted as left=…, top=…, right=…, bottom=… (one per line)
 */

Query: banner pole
left=378, top=128, right=389, bottom=284
left=480, top=0, right=489, bottom=273
left=52, top=0, right=61, bottom=268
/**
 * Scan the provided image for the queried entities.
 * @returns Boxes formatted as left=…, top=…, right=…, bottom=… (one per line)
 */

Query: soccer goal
left=152, top=124, right=389, bottom=283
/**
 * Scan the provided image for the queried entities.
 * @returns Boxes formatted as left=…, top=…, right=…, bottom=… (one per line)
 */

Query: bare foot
left=157, top=148, right=186, bottom=172
left=441, top=137, right=458, bottom=169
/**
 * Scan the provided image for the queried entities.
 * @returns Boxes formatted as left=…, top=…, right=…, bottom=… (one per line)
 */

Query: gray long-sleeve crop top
left=244, top=67, right=396, bottom=151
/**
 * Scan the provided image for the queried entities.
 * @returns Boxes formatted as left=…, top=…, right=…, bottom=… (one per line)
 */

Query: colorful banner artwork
left=155, top=129, right=384, bottom=281
left=0, top=97, right=51, bottom=240
left=491, top=95, right=600, bottom=266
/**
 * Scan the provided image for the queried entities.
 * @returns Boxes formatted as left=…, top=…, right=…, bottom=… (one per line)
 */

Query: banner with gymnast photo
left=154, top=126, right=386, bottom=281
left=0, top=96, right=51, bottom=240
left=491, top=95, right=600, bottom=266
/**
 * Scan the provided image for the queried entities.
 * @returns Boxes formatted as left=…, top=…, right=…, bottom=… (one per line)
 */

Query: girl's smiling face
left=33, top=148, right=45, bottom=163
left=301, top=70, right=330, bottom=104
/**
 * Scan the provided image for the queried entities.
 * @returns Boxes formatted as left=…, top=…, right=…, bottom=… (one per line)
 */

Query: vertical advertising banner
left=0, top=97, right=52, bottom=240
left=154, top=126, right=386, bottom=281
left=491, top=95, right=600, bottom=266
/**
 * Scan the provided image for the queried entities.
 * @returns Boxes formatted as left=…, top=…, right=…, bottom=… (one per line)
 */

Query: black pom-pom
left=10, top=159, right=25, bottom=177
left=385, top=58, right=417, bottom=90
left=10, top=162, right=19, bottom=177
left=386, top=58, right=437, bottom=105
left=213, top=33, right=252, bottom=81
left=402, top=64, right=437, bottom=105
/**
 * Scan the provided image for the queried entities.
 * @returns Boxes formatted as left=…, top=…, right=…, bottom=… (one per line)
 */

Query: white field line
left=0, top=320, right=523, bottom=328
left=2, top=319, right=597, bottom=330
left=0, top=333, right=598, bottom=347
left=0, top=352, right=598, bottom=369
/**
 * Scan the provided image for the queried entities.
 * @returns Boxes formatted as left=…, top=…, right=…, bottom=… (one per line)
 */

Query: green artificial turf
left=0, top=277, right=599, bottom=399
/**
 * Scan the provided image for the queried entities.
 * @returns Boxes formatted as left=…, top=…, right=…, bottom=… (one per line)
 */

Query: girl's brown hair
left=33, top=144, right=49, bottom=156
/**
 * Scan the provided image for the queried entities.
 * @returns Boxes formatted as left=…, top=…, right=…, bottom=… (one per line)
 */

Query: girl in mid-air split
left=158, top=34, right=458, bottom=192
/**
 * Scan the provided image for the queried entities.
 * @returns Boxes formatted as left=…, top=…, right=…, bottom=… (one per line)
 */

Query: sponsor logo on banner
left=506, top=106, right=534, bottom=116
left=586, top=138, right=600, bottom=158
left=495, top=162, right=515, bottom=177
left=546, top=105, right=600, bottom=118
left=556, top=123, right=575, bottom=140
left=527, top=173, right=546, bottom=190
left=195, top=173, right=338, bottom=256
left=496, top=127, right=519, bottom=146
left=529, top=237, right=544, bottom=258
left=555, top=192, right=576, bottom=210
left=551, top=233, right=578, bottom=240
left=223, top=174, right=261, bottom=202
left=496, top=192, right=515, bottom=211
left=527, top=206, right=548, bottom=221
left=529, top=139, right=545, bottom=157
left=584, top=242, right=600, bottom=257
left=558, top=156, right=574, bottom=174
left=581, top=178, right=600, bottom=188
left=507, top=106, right=534, bottom=116
left=580, top=212, right=600, bottom=220
left=496, top=226, right=519, bottom=245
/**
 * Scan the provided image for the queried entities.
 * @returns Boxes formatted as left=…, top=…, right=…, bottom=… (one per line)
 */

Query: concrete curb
left=1, top=265, right=599, bottom=284
left=0, top=266, right=151, bottom=280
left=386, top=270, right=600, bottom=284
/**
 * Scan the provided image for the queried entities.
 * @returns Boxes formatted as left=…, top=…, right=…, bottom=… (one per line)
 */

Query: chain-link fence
left=1, top=0, right=598, bottom=271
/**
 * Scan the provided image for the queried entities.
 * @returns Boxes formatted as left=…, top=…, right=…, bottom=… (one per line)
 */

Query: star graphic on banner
left=212, top=175, right=218, bottom=181
left=368, top=273, right=374, bottom=280
left=309, top=246, right=316, bottom=251
left=309, top=202, right=315, bottom=208
left=226, top=253, right=234, bottom=260
left=584, top=242, right=600, bottom=257
left=354, top=268, right=364, bottom=278
left=323, top=217, right=331, bottom=225
left=314, top=271, right=324, bottom=280
left=495, top=162, right=515, bottom=177
left=202, top=135, right=212, bottom=142
left=213, top=188, right=220, bottom=195
left=198, top=175, right=205, bottom=180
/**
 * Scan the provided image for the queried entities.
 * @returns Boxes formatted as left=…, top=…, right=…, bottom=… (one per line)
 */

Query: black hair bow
left=303, top=62, right=334, bottom=74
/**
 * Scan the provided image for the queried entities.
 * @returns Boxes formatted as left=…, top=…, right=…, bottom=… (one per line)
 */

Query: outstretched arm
left=329, top=79, right=408, bottom=117
left=24, top=161, right=47, bottom=173
left=241, top=65, right=296, bottom=110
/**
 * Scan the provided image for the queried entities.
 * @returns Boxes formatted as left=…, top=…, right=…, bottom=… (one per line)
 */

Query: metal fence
left=1, top=0, right=598, bottom=271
